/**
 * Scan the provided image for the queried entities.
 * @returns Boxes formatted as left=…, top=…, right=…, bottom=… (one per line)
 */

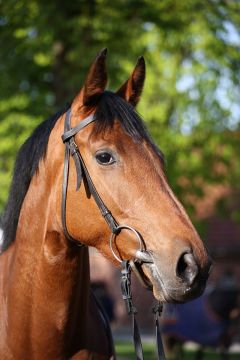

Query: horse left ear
left=116, top=56, right=145, bottom=107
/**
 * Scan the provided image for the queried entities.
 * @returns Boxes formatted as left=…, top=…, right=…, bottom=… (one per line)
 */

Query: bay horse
left=0, top=49, right=211, bottom=359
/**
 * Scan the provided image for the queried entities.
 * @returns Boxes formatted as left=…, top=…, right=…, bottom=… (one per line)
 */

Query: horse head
left=54, top=49, right=211, bottom=303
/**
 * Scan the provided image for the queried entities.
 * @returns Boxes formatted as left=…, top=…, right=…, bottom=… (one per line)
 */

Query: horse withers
left=0, top=50, right=211, bottom=359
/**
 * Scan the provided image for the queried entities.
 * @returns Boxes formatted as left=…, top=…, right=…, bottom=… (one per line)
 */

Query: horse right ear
left=116, top=56, right=145, bottom=107
left=73, top=49, right=108, bottom=109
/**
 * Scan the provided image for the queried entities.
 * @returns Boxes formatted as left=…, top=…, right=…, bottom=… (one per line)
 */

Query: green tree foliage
left=0, top=0, right=240, bottom=230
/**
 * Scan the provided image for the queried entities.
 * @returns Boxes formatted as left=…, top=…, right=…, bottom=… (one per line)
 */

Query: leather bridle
left=61, top=109, right=119, bottom=244
left=61, top=108, right=166, bottom=360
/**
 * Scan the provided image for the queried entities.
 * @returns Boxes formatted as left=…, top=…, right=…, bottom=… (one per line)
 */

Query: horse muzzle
left=134, top=249, right=212, bottom=303
left=109, top=225, right=212, bottom=303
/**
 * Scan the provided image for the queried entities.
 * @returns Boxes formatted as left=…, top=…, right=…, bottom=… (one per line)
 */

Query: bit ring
left=109, top=225, right=144, bottom=263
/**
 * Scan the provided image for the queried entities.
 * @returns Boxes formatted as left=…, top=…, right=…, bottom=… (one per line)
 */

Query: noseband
left=61, top=109, right=165, bottom=360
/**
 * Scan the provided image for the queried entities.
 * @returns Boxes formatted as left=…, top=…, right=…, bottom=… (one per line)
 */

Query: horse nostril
left=176, top=252, right=199, bottom=285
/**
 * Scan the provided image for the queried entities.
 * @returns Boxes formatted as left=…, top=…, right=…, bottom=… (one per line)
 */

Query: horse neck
left=0, top=118, right=91, bottom=357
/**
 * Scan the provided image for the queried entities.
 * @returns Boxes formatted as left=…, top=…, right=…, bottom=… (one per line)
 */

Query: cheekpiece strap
left=61, top=108, right=119, bottom=245
left=61, top=109, right=83, bottom=245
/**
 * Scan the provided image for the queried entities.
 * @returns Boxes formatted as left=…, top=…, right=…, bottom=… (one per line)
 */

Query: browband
left=61, top=113, right=95, bottom=143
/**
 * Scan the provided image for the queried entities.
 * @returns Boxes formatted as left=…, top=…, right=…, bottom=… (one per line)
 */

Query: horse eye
left=95, top=152, right=115, bottom=165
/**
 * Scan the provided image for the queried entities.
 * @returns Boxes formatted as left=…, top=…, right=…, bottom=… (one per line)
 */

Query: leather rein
left=61, top=109, right=166, bottom=360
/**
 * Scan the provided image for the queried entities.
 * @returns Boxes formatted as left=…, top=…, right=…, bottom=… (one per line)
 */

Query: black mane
left=1, top=91, right=163, bottom=252
left=1, top=106, right=69, bottom=252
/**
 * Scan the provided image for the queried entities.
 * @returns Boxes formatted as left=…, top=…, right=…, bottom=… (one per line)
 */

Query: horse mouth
left=134, top=254, right=206, bottom=303
left=130, top=260, right=153, bottom=290
left=140, top=262, right=176, bottom=302
left=133, top=250, right=174, bottom=301
left=144, top=262, right=206, bottom=303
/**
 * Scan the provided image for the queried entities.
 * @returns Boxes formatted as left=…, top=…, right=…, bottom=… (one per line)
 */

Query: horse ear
left=116, top=56, right=145, bottom=107
left=77, top=48, right=108, bottom=107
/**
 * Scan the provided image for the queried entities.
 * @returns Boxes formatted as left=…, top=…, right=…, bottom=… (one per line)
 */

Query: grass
left=115, top=340, right=240, bottom=359
left=115, top=341, right=155, bottom=360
